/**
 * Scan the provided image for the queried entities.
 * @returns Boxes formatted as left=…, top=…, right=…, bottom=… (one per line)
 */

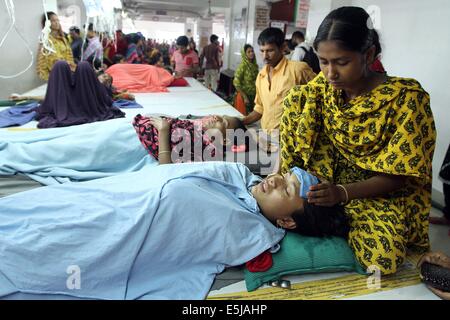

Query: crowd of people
left=37, top=11, right=221, bottom=82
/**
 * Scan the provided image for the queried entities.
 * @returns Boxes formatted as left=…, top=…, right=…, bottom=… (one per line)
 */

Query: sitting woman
left=0, top=161, right=349, bottom=300
left=37, top=12, right=76, bottom=81
left=36, top=61, right=125, bottom=128
left=280, top=7, right=436, bottom=275
left=133, top=114, right=247, bottom=164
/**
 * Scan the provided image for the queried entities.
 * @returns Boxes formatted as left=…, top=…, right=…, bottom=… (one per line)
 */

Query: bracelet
left=336, top=184, right=349, bottom=205
left=158, top=150, right=171, bottom=155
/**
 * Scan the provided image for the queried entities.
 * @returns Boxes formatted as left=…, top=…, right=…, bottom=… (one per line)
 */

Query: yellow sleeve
left=280, top=85, right=310, bottom=173
left=36, top=46, right=49, bottom=81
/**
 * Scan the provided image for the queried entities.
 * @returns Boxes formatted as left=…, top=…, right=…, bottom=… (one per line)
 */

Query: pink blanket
left=106, top=64, right=175, bottom=93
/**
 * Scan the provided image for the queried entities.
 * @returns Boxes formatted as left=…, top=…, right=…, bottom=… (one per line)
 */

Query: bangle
left=337, top=184, right=349, bottom=205
left=158, top=150, right=171, bottom=155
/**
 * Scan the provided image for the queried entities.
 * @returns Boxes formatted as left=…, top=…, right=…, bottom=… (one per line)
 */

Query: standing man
left=242, top=28, right=316, bottom=133
left=69, top=26, right=82, bottom=64
left=200, top=34, right=221, bottom=92
left=171, top=35, right=200, bottom=78
left=290, top=31, right=309, bottom=62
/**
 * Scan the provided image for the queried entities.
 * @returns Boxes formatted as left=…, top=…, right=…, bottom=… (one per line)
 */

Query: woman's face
left=246, top=47, right=255, bottom=61
left=316, top=40, right=373, bottom=90
left=49, top=14, right=61, bottom=32
left=251, top=172, right=304, bottom=222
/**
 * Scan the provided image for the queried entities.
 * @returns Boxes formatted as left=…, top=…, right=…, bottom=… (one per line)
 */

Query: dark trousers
left=443, top=183, right=450, bottom=220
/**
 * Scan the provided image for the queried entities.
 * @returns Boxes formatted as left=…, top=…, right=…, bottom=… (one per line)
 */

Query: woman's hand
left=243, top=95, right=250, bottom=106
left=149, top=116, right=170, bottom=132
left=418, top=251, right=450, bottom=269
left=10, top=94, right=24, bottom=101
left=418, top=252, right=450, bottom=300
left=306, top=176, right=346, bottom=207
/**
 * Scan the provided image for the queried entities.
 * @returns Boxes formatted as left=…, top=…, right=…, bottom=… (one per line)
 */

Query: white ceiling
left=121, top=0, right=231, bottom=20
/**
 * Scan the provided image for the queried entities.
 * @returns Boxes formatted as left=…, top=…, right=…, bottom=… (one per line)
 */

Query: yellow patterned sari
left=281, top=73, right=436, bottom=275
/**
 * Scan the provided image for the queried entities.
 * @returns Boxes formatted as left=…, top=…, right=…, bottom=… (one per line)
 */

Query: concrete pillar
left=198, top=18, right=213, bottom=52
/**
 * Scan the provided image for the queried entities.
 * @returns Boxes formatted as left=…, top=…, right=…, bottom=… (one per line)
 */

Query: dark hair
left=69, top=26, right=80, bottom=34
left=292, top=31, right=305, bottom=40
left=126, top=33, right=141, bottom=45
left=112, top=54, right=125, bottom=64
left=210, top=34, right=219, bottom=43
left=149, top=51, right=163, bottom=65
left=243, top=44, right=253, bottom=53
left=287, top=39, right=296, bottom=51
left=176, top=35, right=189, bottom=47
left=257, top=27, right=285, bottom=48
left=313, top=6, right=381, bottom=57
left=291, top=203, right=350, bottom=238
left=41, top=11, right=57, bottom=29
left=85, top=55, right=102, bottom=70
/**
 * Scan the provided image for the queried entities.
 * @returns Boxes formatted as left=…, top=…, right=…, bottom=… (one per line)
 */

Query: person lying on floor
left=0, top=162, right=348, bottom=300
left=10, top=60, right=125, bottom=128
left=133, top=114, right=248, bottom=164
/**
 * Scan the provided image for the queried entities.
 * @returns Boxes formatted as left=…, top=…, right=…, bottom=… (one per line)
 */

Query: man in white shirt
left=290, top=31, right=310, bottom=62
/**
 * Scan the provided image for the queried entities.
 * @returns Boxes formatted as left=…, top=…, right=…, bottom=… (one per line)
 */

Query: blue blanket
left=0, top=162, right=285, bottom=300
left=0, top=118, right=157, bottom=185
left=113, top=99, right=143, bottom=109
left=0, top=102, right=39, bottom=128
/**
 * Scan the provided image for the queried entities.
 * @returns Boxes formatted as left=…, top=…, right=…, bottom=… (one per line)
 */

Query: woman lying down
left=0, top=162, right=348, bottom=300
left=0, top=114, right=246, bottom=185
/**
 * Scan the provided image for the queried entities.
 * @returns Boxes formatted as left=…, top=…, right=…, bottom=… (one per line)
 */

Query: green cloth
left=0, top=100, right=37, bottom=107
left=233, top=47, right=259, bottom=98
left=244, top=232, right=366, bottom=292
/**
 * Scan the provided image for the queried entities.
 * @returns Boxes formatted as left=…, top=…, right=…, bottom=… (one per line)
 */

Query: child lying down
left=0, top=162, right=348, bottom=300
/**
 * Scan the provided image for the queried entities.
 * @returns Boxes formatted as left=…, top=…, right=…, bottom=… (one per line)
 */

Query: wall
left=305, top=0, right=450, bottom=204
left=0, top=0, right=57, bottom=98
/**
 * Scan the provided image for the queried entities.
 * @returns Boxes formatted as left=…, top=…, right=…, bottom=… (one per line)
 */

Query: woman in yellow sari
left=37, top=12, right=76, bottom=81
left=280, top=6, right=436, bottom=275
